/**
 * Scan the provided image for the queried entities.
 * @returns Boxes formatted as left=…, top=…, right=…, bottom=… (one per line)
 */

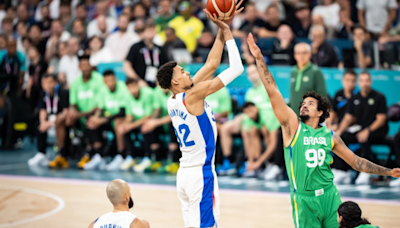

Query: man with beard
left=88, top=179, right=150, bottom=228
left=247, top=33, right=400, bottom=228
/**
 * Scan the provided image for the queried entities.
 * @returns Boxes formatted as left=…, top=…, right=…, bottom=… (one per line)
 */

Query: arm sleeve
left=217, top=39, right=244, bottom=86
left=377, top=94, right=388, bottom=114
left=314, top=70, right=328, bottom=99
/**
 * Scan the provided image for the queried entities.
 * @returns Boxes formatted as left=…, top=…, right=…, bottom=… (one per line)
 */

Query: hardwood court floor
left=0, top=176, right=399, bottom=228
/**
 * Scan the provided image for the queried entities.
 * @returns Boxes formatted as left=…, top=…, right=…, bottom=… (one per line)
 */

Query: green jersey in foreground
left=153, top=86, right=171, bottom=118
left=98, top=81, right=130, bottom=117
left=355, top=225, right=379, bottom=228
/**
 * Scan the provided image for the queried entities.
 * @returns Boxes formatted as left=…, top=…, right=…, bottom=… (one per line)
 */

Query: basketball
left=206, top=0, right=235, bottom=20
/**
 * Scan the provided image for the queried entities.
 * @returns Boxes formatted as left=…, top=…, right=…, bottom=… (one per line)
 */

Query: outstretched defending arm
left=247, top=33, right=298, bottom=146
left=332, top=133, right=400, bottom=177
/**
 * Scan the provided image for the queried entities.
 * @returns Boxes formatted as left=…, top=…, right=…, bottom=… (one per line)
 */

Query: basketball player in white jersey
left=88, top=179, right=149, bottom=228
left=156, top=4, right=244, bottom=227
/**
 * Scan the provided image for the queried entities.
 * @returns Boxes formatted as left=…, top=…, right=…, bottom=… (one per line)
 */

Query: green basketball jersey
left=355, top=225, right=379, bottom=228
left=284, top=121, right=335, bottom=192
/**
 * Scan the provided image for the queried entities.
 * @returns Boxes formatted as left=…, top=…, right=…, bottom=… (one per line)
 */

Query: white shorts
left=176, top=165, right=220, bottom=228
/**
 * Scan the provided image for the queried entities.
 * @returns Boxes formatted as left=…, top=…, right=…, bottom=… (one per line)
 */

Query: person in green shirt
left=140, top=85, right=181, bottom=174
left=155, top=0, right=178, bottom=41
left=65, top=55, right=104, bottom=169
left=337, top=201, right=378, bottom=228
left=83, top=70, right=131, bottom=171
left=117, top=78, right=154, bottom=172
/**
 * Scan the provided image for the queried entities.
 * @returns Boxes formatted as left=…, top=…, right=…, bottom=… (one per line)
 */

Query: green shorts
left=241, top=109, right=280, bottom=132
left=290, top=184, right=342, bottom=228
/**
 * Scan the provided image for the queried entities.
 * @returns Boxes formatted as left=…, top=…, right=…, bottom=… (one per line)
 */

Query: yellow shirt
left=168, top=16, right=204, bottom=53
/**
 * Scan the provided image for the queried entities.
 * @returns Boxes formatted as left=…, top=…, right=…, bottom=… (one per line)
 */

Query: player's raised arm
left=332, top=133, right=400, bottom=178
left=247, top=33, right=298, bottom=145
left=191, top=1, right=244, bottom=85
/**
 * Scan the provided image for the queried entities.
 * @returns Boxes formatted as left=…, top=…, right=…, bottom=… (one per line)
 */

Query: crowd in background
left=0, top=0, right=400, bottom=187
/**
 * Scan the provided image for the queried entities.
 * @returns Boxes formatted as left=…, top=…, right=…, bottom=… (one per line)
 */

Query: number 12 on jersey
left=305, top=149, right=326, bottom=168
left=174, top=124, right=195, bottom=148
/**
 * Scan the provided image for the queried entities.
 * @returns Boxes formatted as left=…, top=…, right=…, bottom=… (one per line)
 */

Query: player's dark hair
left=126, top=77, right=139, bottom=85
left=157, top=61, right=177, bottom=89
left=78, top=55, right=90, bottom=62
left=103, top=70, right=115, bottom=77
left=344, top=69, right=357, bottom=78
left=242, top=102, right=255, bottom=110
left=299, top=91, right=331, bottom=124
left=338, top=201, right=371, bottom=228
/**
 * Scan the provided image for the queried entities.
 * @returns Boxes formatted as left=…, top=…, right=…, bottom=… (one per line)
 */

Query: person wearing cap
left=337, top=201, right=378, bottom=228
left=88, top=179, right=150, bottom=228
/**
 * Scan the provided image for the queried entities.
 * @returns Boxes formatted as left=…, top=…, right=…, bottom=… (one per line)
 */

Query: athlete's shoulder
left=130, top=217, right=150, bottom=228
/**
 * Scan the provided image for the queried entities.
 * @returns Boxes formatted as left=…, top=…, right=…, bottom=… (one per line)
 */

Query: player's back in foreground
left=247, top=33, right=400, bottom=228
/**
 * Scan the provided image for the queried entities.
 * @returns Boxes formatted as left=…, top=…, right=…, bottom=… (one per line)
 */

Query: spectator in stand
left=271, top=24, right=296, bottom=65
left=87, top=0, right=117, bottom=38
left=344, top=25, right=373, bottom=68
left=163, top=27, right=186, bottom=61
left=132, top=2, right=148, bottom=20
left=47, top=41, right=68, bottom=74
left=336, top=71, right=389, bottom=185
left=37, top=4, right=52, bottom=38
left=290, top=43, right=328, bottom=116
left=73, top=3, right=90, bottom=31
left=168, top=1, right=204, bottom=53
left=28, top=25, right=47, bottom=57
left=16, top=22, right=28, bottom=52
left=142, top=0, right=157, bottom=18
left=357, top=0, right=398, bottom=39
left=60, top=1, right=73, bottom=30
left=58, top=37, right=80, bottom=87
left=2, top=17, right=15, bottom=40
left=256, top=4, right=285, bottom=38
left=45, top=19, right=71, bottom=58
left=88, top=35, right=114, bottom=67
left=335, top=8, right=354, bottom=39
left=27, top=74, right=70, bottom=168
left=0, top=39, right=25, bottom=96
left=124, top=20, right=168, bottom=87
left=105, top=14, right=140, bottom=62
left=16, top=3, right=35, bottom=30
left=192, top=31, right=215, bottom=63
left=155, top=0, right=177, bottom=40
left=291, top=2, right=311, bottom=38
left=310, top=25, right=338, bottom=67
left=109, top=0, right=126, bottom=18
left=232, top=2, right=264, bottom=39
left=35, top=0, right=60, bottom=22
left=312, top=0, right=340, bottom=28
left=311, top=14, right=336, bottom=39
left=72, top=19, right=89, bottom=56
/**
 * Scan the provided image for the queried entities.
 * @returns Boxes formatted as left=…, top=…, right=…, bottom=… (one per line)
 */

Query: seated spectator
left=2, top=17, right=16, bottom=40
left=163, top=27, right=186, bottom=61
left=271, top=24, right=296, bottom=65
left=87, top=14, right=116, bottom=39
left=310, top=25, right=338, bottom=67
left=34, top=0, right=60, bottom=22
left=291, top=2, right=311, bottom=38
left=66, top=55, right=104, bottom=169
left=253, top=0, right=286, bottom=21
left=27, top=74, right=70, bottom=168
left=116, top=78, right=154, bottom=172
left=168, top=1, right=204, bottom=53
left=311, top=14, right=335, bottom=39
left=155, top=0, right=178, bottom=40
left=16, top=3, right=35, bottom=30
left=256, top=4, right=285, bottom=38
left=312, top=0, right=340, bottom=28
left=142, top=0, right=157, bottom=18
left=336, top=71, right=389, bottom=185
left=0, top=39, right=25, bottom=97
left=85, top=70, right=129, bottom=171
left=88, top=35, right=114, bottom=67
left=109, top=0, right=126, bottom=18
left=37, top=4, right=52, bottom=38
left=72, top=3, right=90, bottom=31
left=232, top=2, right=264, bottom=39
left=132, top=2, right=148, bottom=21
left=16, top=21, right=28, bottom=52
left=58, top=37, right=80, bottom=87
left=28, top=25, right=48, bottom=58
left=72, top=19, right=89, bottom=56
left=45, top=19, right=71, bottom=58
left=343, top=26, right=373, bottom=68
left=192, top=31, right=215, bottom=63
left=357, top=0, right=398, bottom=39
left=105, top=14, right=140, bottom=62
left=335, top=9, right=354, bottom=39
left=60, top=1, right=73, bottom=32
left=47, top=41, right=67, bottom=74
left=124, top=20, right=168, bottom=87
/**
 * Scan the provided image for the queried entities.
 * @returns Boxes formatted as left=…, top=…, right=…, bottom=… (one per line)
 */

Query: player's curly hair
left=157, top=61, right=177, bottom=89
left=338, top=201, right=371, bottom=228
left=299, top=91, right=331, bottom=124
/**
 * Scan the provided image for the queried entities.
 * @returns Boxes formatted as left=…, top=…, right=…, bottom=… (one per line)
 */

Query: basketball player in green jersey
left=247, top=33, right=400, bottom=228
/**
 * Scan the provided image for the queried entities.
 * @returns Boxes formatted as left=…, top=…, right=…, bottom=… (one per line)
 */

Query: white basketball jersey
left=93, top=211, right=136, bottom=228
left=168, top=92, right=217, bottom=168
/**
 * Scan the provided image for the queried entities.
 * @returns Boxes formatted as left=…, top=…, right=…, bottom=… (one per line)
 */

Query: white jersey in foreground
left=94, top=211, right=136, bottom=228
left=168, top=92, right=217, bottom=168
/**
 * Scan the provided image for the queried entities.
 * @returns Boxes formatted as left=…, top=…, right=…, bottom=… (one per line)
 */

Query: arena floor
left=1, top=141, right=400, bottom=228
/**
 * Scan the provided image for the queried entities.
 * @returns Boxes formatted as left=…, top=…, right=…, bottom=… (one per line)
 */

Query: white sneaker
left=105, top=154, right=124, bottom=171
left=120, top=156, right=136, bottom=171
left=133, top=157, right=151, bottom=173
left=242, top=170, right=256, bottom=177
left=27, top=152, right=48, bottom=166
left=333, top=169, right=352, bottom=185
left=355, top=172, right=371, bottom=185
left=389, top=178, right=400, bottom=187
left=83, top=153, right=103, bottom=170
left=264, top=164, right=281, bottom=180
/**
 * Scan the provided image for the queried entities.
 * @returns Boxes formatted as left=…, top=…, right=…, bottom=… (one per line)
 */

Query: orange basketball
left=206, top=0, right=235, bottom=20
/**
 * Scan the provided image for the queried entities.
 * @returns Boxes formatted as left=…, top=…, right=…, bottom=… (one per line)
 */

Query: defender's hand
left=222, top=0, right=244, bottom=25
left=247, top=33, right=263, bottom=59
left=390, top=168, right=400, bottom=178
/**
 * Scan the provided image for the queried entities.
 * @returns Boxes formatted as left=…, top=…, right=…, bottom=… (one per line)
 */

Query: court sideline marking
left=0, top=185, right=65, bottom=228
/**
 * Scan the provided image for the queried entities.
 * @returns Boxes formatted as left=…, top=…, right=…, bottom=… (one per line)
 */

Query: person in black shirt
left=310, top=25, right=338, bottom=67
left=37, top=4, right=52, bottom=38
left=336, top=71, right=388, bottom=185
left=28, top=24, right=48, bottom=58
left=257, top=4, right=285, bottom=38
left=232, top=2, right=264, bottom=38
left=291, top=2, right=311, bottom=38
left=271, top=24, right=296, bottom=65
left=27, top=74, right=70, bottom=168
left=124, top=20, right=168, bottom=87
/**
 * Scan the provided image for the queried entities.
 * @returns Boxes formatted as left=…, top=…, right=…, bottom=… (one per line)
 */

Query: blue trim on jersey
left=182, top=92, right=186, bottom=106
left=337, top=99, right=348, bottom=109
left=94, top=217, right=99, bottom=224
left=196, top=109, right=216, bottom=227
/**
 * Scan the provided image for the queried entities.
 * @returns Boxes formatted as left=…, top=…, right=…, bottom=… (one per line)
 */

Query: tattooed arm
left=332, top=133, right=400, bottom=177
left=247, top=33, right=299, bottom=147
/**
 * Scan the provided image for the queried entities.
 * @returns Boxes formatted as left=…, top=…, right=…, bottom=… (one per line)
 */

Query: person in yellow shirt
left=168, top=1, right=204, bottom=53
